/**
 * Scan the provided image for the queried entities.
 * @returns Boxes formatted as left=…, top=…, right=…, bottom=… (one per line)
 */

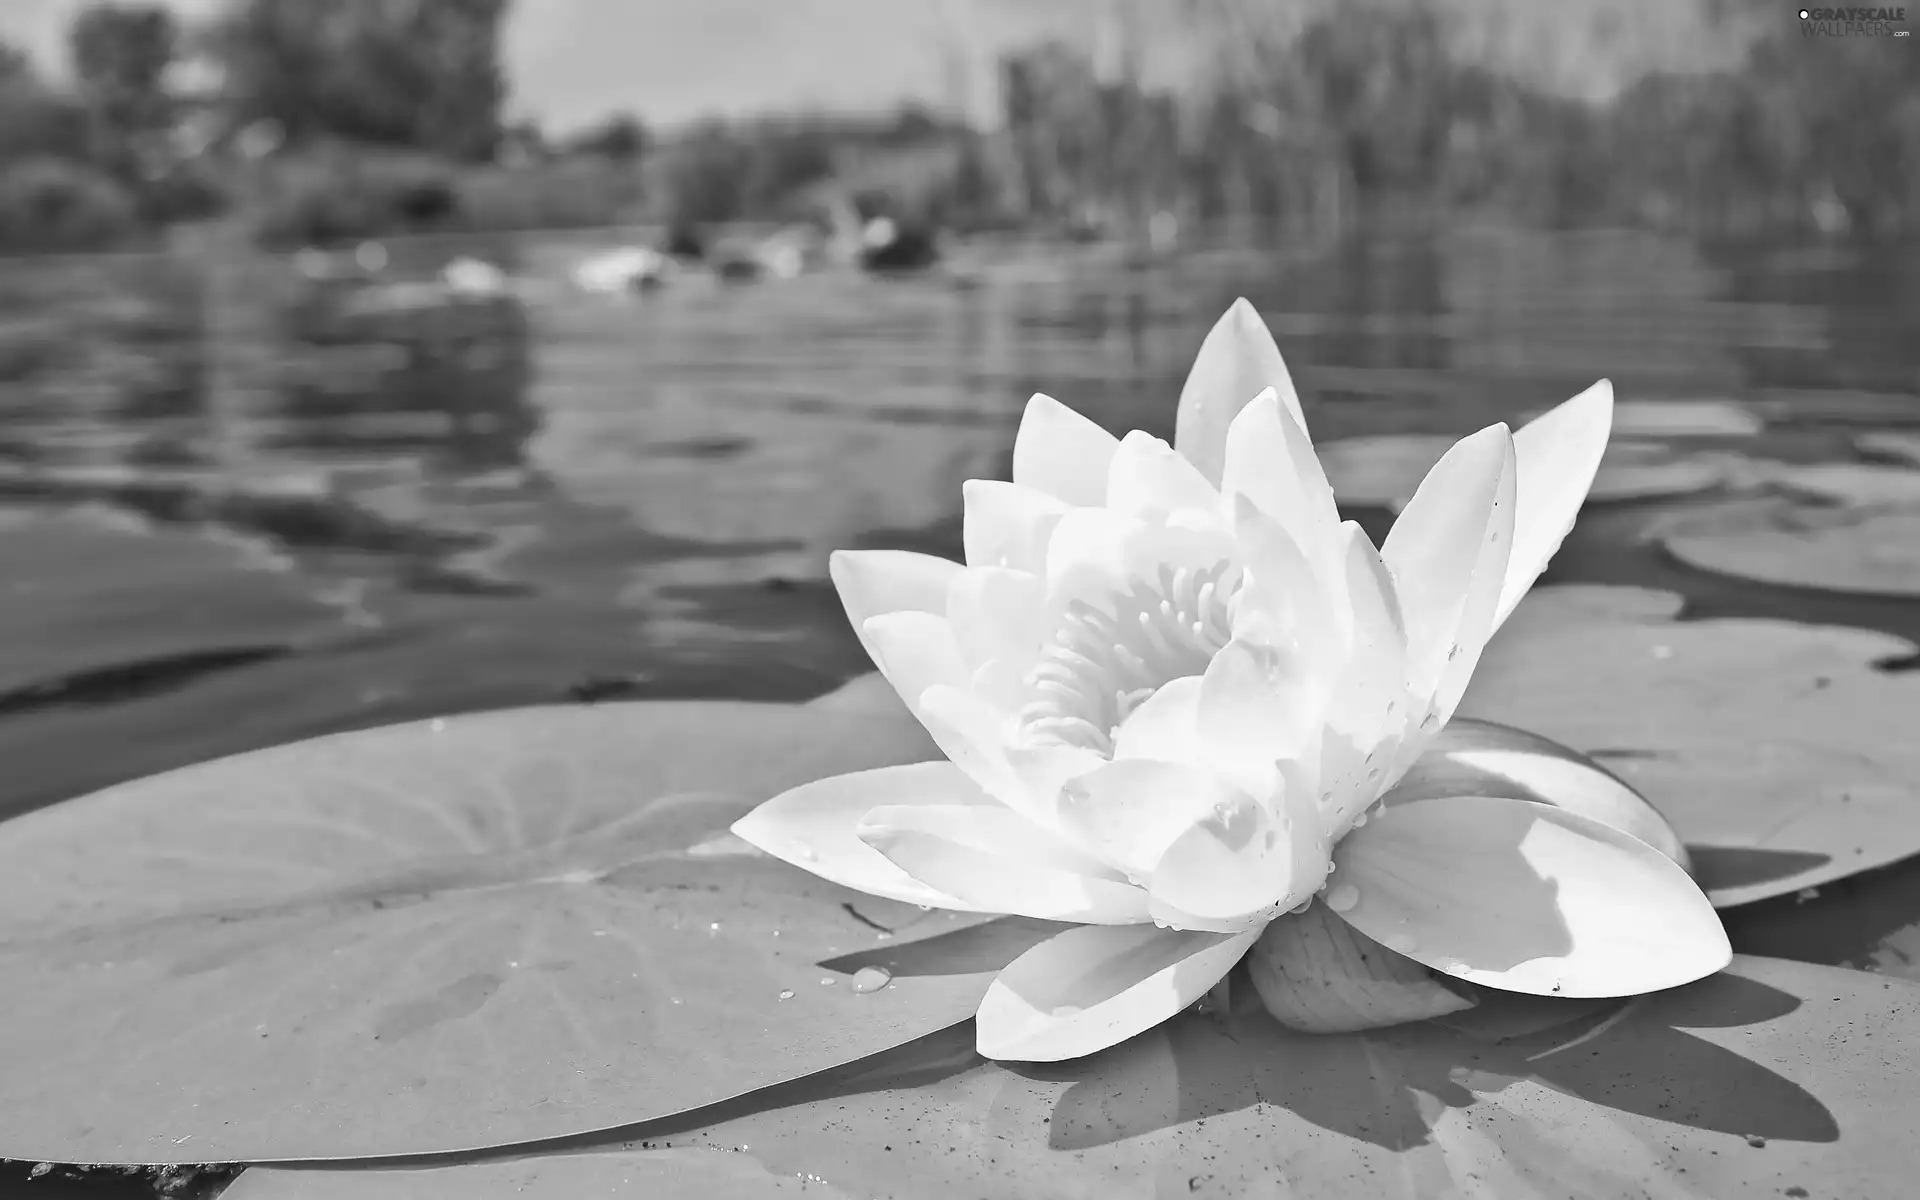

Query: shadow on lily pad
left=1024, top=970, right=1832, bottom=1155
left=229, top=957, right=1914, bottom=1200
left=1688, top=846, right=1833, bottom=894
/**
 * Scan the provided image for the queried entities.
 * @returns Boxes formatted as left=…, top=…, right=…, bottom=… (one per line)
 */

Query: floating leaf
left=1743, top=460, right=1920, bottom=508
left=225, top=1151, right=844, bottom=1199
left=0, top=701, right=1044, bottom=1164
left=1653, top=497, right=1920, bottom=598
left=1857, top=430, right=1920, bottom=468
left=1318, top=435, right=1727, bottom=511
left=230, top=958, right=1920, bottom=1199
left=1464, top=585, right=1920, bottom=905
left=1525, top=398, right=1763, bottom=439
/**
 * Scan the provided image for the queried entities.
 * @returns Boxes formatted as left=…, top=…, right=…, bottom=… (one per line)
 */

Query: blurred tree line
left=0, top=0, right=1915, bottom=254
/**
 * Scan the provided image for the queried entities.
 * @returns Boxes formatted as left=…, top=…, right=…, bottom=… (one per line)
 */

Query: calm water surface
left=0, top=225, right=1914, bottom=823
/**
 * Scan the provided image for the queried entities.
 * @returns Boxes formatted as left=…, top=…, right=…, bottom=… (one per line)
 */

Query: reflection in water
left=0, top=225, right=1917, bottom=815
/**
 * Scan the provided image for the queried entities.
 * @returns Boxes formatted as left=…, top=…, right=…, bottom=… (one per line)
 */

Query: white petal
left=1247, top=901, right=1475, bottom=1033
left=1012, top=393, right=1119, bottom=506
left=1332, top=794, right=1731, bottom=997
left=1175, top=298, right=1307, bottom=487
left=1220, top=389, right=1341, bottom=580
left=1053, top=758, right=1241, bottom=879
left=731, top=762, right=997, bottom=910
left=944, top=566, right=1047, bottom=700
left=914, top=684, right=1024, bottom=802
left=1328, top=526, right=1411, bottom=742
left=1106, top=430, right=1222, bottom=517
left=858, top=804, right=1150, bottom=924
left=1494, top=380, right=1614, bottom=632
left=962, top=479, right=1068, bottom=573
left=974, top=924, right=1258, bottom=1061
left=1109, top=675, right=1204, bottom=762
left=1380, top=424, right=1517, bottom=736
left=1147, top=785, right=1326, bottom=929
left=830, top=549, right=962, bottom=665
left=1229, top=495, right=1336, bottom=661
left=1043, top=506, right=1236, bottom=615
left=1197, top=638, right=1323, bottom=794
left=861, top=611, right=970, bottom=706
left=1386, top=717, right=1691, bottom=873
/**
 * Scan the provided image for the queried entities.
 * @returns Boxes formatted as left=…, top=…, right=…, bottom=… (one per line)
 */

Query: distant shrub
left=455, top=157, right=640, bottom=231
left=0, top=157, right=142, bottom=252
left=248, top=145, right=637, bottom=247
left=250, top=148, right=461, bottom=247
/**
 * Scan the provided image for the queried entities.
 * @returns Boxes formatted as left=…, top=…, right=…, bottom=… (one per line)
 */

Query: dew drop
left=850, top=966, right=894, bottom=994
left=1365, top=766, right=1382, bottom=783
left=670, top=997, right=683, bottom=1005
left=819, top=977, right=836, bottom=986
left=1745, top=1134, right=1767, bottom=1149
left=1324, top=883, right=1360, bottom=913
left=1444, top=962, right=1471, bottom=977
left=1351, top=812, right=1369, bottom=828
left=1288, top=897, right=1313, bottom=914
left=770, top=929, right=781, bottom=938
left=1421, top=712, right=1439, bottom=730
left=1446, top=643, right=1461, bottom=661
left=708, top=922, right=722, bottom=934
left=777, top=989, right=796, bottom=1001
left=793, top=841, right=817, bottom=862
left=429, top=718, right=446, bottom=733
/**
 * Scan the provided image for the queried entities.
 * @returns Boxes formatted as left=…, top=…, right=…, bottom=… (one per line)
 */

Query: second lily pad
left=1319, top=435, right=1728, bottom=510
left=1652, top=498, right=1920, bottom=598
left=1464, top=585, right=1920, bottom=905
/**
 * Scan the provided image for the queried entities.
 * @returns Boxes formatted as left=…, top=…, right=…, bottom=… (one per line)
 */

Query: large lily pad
left=0, top=701, right=1047, bottom=1165
left=1464, top=585, right=1920, bottom=905
left=1653, top=497, right=1920, bottom=598
left=230, top=957, right=1920, bottom=1200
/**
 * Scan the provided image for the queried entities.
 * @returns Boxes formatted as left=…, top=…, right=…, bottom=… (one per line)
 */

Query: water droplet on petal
left=851, top=966, right=893, bottom=994
left=670, top=997, right=683, bottom=1005
left=1325, top=883, right=1360, bottom=913
left=1289, top=897, right=1313, bottom=914
left=1421, top=712, right=1439, bottom=730
left=708, top=922, right=722, bottom=934
left=1365, top=766, right=1382, bottom=783
left=819, top=977, right=836, bottom=986
left=1447, top=644, right=1461, bottom=661
left=793, top=841, right=817, bottom=862
left=1351, top=812, right=1369, bottom=828
left=777, top=989, right=795, bottom=1001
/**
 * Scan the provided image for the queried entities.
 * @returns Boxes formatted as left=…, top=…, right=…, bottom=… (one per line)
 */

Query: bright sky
left=0, top=0, right=1739, bottom=131
left=0, top=0, right=1137, bottom=131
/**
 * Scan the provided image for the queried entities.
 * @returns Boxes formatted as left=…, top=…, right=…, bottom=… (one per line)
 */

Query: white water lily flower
left=735, top=299, right=1730, bottom=1062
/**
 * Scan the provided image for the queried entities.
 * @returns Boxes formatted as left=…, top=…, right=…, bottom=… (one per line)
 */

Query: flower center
left=1017, top=560, right=1239, bottom=754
